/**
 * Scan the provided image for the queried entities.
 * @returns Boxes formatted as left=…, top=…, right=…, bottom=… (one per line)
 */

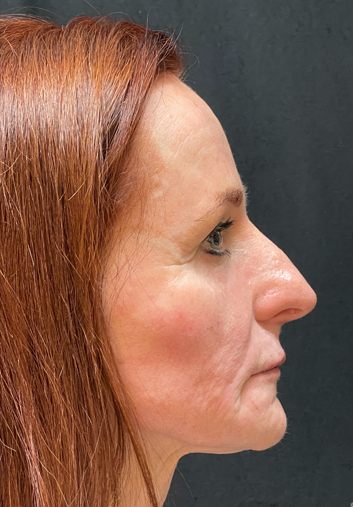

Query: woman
left=0, top=15, right=316, bottom=507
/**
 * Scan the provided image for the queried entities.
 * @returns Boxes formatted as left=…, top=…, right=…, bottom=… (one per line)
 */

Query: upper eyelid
left=211, top=219, right=235, bottom=233
left=217, top=219, right=235, bottom=231
left=202, top=219, right=235, bottom=244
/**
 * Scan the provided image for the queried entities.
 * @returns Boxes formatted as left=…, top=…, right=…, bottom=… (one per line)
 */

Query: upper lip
left=252, top=352, right=286, bottom=375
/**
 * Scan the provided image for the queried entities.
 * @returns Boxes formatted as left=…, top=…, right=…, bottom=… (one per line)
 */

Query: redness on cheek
left=154, top=308, right=217, bottom=366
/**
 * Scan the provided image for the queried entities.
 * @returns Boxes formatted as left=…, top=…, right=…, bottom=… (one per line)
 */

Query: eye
left=201, top=219, right=235, bottom=257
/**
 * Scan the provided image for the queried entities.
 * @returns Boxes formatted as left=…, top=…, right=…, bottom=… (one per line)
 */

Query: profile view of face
left=103, top=75, right=316, bottom=456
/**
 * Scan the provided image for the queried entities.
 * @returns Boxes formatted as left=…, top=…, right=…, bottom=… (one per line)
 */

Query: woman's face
left=103, top=75, right=316, bottom=456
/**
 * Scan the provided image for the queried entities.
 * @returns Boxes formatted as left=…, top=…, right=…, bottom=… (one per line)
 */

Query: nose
left=252, top=227, right=317, bottom=325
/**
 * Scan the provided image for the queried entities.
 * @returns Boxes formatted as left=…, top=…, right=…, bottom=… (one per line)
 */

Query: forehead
left=138, top=75, right=232, bottom=164
left=133, top=75, right=242, bottom=216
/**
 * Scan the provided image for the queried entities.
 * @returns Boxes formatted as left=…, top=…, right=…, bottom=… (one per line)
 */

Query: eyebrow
left=196, top=186, right=248, bottom=222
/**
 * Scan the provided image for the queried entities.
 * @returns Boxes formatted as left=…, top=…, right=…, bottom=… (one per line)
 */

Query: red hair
left=0, top=15, right=182, bottom=507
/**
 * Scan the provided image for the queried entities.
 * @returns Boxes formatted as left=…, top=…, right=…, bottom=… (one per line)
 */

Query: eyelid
left=201, top=218, right=235, bottom=244
left=199, top=219, right=235, bottom=259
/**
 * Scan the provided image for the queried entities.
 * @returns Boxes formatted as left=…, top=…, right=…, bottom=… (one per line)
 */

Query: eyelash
left=201, top=219, right=235, bottom=257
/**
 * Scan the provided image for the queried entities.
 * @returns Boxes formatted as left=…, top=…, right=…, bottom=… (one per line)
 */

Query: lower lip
left=251, top=367, right=281, bottom=378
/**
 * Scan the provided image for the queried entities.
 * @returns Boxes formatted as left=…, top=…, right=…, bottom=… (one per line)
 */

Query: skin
left=102, top=75, right=317, bottom=506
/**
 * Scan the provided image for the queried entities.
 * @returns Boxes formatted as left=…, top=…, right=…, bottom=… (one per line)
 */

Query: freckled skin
left=103, top=75, right=317, bottom=459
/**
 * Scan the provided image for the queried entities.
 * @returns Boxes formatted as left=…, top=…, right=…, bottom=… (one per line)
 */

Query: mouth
left=251, top=352, right=286, bottom=377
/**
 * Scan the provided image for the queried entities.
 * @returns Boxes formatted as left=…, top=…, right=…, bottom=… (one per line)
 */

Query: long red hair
left=0, top=15, right=182, bottom=506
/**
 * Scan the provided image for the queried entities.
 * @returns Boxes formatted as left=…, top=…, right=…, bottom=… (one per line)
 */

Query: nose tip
left=272, top=282, right=317, bottom=323
left=253, top=232, right=317, bottom=325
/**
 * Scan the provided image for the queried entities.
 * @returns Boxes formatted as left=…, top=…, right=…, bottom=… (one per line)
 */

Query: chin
left=249, top=400, right=288, bottom=451
left=195, top=400, right=288, bottom=455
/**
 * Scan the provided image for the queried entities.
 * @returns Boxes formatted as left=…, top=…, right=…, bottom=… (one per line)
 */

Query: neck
left=120, top=436, right=186, bottom=507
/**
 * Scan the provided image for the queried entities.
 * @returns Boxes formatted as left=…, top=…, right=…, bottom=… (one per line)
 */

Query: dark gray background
left=1, top=1, right=352, bottom=506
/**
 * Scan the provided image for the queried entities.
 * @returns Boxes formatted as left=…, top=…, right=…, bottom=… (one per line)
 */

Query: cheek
left=110, top=268, right=254, bottom=405
left=153, top=305, right=223, bottom=366
left=114, top=283, right=227, bottom=370
left=149, top=269, right=254, bottom=372
left=153, top=304, right=251, bottom=381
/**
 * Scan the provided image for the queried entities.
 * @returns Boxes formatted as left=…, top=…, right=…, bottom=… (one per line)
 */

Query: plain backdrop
left=0, top=1, right=352, bottom=506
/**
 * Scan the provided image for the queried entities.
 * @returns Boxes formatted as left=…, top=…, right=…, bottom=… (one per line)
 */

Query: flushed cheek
left=121, top=268, right=250, bottom=367
left=112, top=274, right=254, bottom=430
left=146, top=305, right=234, bottom=372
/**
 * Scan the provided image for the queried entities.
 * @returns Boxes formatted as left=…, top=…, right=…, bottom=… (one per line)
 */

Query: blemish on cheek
left=249, top=398, right=260, bottom=411
left=208, top=319, right=221, bottom=332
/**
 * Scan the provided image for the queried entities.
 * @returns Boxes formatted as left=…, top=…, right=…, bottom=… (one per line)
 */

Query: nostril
left=254, top=282, right=317, bottom=324
left=283, top=308, right=302, bottom=316
left=272, top=287, right=317, bottom=324
left=274, top=307, right=303, bottom=322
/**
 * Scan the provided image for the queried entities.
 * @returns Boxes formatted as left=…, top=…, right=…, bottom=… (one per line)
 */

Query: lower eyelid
left=202, top=247, right=230, bottom=257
